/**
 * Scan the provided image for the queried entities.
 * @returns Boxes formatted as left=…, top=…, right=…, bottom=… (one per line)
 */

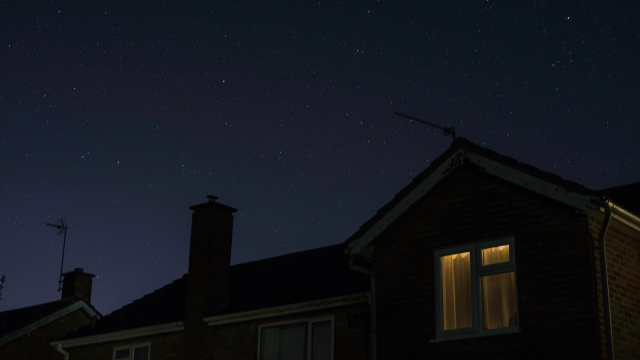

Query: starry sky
left=1, top=1, right=638, bottom=315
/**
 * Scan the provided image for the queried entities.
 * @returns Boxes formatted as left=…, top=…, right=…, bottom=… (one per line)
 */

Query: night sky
left=1, top=1, right=638, bottom=315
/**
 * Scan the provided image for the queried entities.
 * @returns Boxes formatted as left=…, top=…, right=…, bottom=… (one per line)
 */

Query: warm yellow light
left=498, top=246, right=505, bottom=251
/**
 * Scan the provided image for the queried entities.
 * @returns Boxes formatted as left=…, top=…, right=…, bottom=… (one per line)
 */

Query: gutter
left=598, top=202, right=614, bottom=360
left=610, top=204, right=640, bottom=233
left=204, top=293, right=370, bottom=326
left=51, top=321, right=184, bottom=348
left=348, top=257, right=376, bottom=360
left=54, top=344, right=70, bottom=360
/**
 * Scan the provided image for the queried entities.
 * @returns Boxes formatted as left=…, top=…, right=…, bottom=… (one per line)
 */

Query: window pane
left=482, top=245, right=509, bottom=265
left=441, top=252, right=472, bottom=330
left=114, top=349, right=130, bottom=359
left=260, top=322, right=307, bottom=360
left=311, top=320, right=331, bottom=360
left=481, top=272, right=517, bottom=330
left=260, top=327, right=281, bottom=360
left=133, top=346, right=149, bottom=360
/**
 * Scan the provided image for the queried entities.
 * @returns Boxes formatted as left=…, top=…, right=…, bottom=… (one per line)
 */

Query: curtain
left=482, top=245, right=509, bottom=265
left=133, top=346, right=149, bottom=360
left=441, top=252, right=472, bottom=330
left=260, top=322, right=307, bottom=360
left=311, top=320, right=331, bottom=360
left=481, top=272, right=516, bottom=330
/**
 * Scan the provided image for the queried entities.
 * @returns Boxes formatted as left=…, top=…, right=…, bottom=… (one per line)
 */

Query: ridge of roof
left=344, top=137, right=600, bottom=252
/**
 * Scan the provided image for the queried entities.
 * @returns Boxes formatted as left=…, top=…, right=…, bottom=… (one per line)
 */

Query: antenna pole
left=58, top=225, right=67, bottom=292
left=46, top=219, right=68, bottom=292
left=394, top=112, right=456, bottom=139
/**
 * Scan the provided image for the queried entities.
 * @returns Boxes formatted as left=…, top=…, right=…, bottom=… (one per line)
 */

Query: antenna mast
left=394, top=112, right=456, bottom=139
left=46, top=219, right=68, bottom=292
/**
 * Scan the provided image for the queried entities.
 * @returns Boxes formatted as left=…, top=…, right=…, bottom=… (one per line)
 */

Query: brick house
left=344, top=137, right=640, bottom=360
left=0, top=268, right=101, bottom=359
left=53, top=196, right=370, bottom=360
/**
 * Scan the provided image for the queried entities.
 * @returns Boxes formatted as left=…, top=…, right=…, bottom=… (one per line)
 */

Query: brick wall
left=68, top=331, right=184, bottom=360
left=371, top=168, right=601, bottom=360
left=589, top=214, right=640, bottom=360
left=0, top=309, right=92, bottom=360
left=65, top=303, right=369, bottom=360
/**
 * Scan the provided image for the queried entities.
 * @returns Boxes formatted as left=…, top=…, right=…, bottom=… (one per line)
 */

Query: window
left=113, top=343, right=150, bottom=360
left=435, top=237, right=518, bottom=339
left=258, top=317, right=333, bottom=360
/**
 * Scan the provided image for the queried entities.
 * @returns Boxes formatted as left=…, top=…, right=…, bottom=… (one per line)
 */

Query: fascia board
left=51, top=293, right=370, bottom=348
left=204, top=292, right=370, bottom=326
left=348, top=148, right=599, bottom=255
left=462, top=150, right=599, bottom=211
left=51, top=321, right=184, bottom=348
left=0, top=301, right=99, bottom=346
left=347, top=150, right=463, bottom=255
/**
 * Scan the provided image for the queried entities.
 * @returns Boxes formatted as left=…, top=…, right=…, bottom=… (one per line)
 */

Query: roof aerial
left=395, top=112, right=456, bottom=140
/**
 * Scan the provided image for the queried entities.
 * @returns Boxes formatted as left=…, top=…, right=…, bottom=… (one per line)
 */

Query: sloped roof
left=344, top=137, right=616, bottom=254
left=600, top=182, right=640, bottom=215
left=0, top=297, right=99, bottom=345
left=61, top=243, right=368, bottom=340
left=0, top=299, right=78, bottom=339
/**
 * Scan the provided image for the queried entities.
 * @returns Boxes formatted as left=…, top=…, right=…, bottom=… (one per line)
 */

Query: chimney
left=61, top=268, right=95, bottom=303
left=184, top=195, right=237, bottom=359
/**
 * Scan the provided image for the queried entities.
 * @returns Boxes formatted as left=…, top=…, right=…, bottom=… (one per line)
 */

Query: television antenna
left=46, top=218, right=68, bottom=292
left=394, top=112, right=456, bottom=140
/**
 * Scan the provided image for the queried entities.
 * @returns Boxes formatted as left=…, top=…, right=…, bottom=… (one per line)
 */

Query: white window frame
left=112, top=342, right=151, bottom=360
left=434, top=236, right=519, bottom=341
left=256, top=315, right=334, bottom=360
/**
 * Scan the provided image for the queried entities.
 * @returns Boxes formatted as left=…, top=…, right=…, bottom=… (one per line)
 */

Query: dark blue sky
left=1, top=1, right=638, bottom=315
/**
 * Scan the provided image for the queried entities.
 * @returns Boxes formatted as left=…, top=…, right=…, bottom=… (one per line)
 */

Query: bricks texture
left=371, top=168, right=603, bottom=360
left=65, top=303, right=369, bottom=360
left=589, top=214, right=640, bottom=360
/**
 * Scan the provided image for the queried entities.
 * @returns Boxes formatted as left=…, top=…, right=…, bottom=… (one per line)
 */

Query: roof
left=600, top=182, right=640, bottom=215
left=343, top=137, right=636, bottom=254
left=61, top=243, right=369, bottom=340
left=0, top=297, right=100, bottom=346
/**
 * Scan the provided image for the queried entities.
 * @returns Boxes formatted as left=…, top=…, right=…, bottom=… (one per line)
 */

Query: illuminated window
left=435, top=237, right=518, bottom=339
left=112, top=343, right=149, bottom=360
left=259, top=317, right=333, bottom=360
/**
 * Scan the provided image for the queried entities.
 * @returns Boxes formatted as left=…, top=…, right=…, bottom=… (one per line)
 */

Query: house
left=344, top=137, right=640, bottom=359
left=0, top=268, right=101, bottom=359
left=52, top=195, right=370, bottom=360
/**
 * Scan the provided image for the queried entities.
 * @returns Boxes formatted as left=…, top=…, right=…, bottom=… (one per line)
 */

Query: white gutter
left=204, top=293, right=370, bottom=326
left=610, top=204, right=640, bottom=232
left=51, top=321, right=184, bottom=348
left=54, top=344, right=70, bottom=360
left=51, top=293, right=370, bottom=348
left=0, top=301, right=100, bottom=346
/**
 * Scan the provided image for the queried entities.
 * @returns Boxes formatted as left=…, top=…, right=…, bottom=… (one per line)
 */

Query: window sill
left=430, top=327, right=521, bottom=343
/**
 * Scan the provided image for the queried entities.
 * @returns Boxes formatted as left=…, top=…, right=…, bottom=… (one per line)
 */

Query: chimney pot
left=206, top=195, right=218, bottom=202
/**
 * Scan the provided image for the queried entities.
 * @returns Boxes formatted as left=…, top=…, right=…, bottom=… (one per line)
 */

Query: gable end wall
left=372, top=168, right=600, bottom=360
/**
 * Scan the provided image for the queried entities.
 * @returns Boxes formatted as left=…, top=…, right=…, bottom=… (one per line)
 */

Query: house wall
left=64, top=303, right=369, bottom=360
left=589, top=214, right=640, bottom=359
left=0, top=309, right=92, bottom=360
left=67, top=331, right=184, bottom=360
left=371, top=168, right=601, bottom=360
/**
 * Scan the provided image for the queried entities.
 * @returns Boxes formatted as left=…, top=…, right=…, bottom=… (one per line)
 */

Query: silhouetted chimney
left=61, top=268, right=95, bottom=304
left=184, top=195, right=237, bottom=359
